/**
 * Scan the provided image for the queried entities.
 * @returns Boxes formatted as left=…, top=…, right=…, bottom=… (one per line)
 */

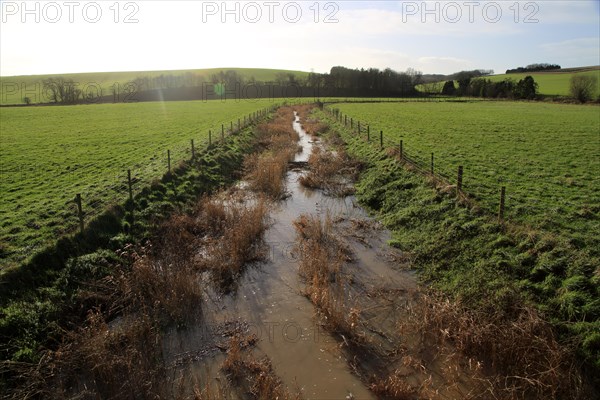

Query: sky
left=1, top=0, right=599, bottom=77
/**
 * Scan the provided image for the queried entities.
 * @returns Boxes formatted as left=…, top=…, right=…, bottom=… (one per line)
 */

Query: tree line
left=506, top=63, right=561, bottom=74
left=441, top=75, right=539, bottom=100
left=33, top=66, right=426, bottom=104
left=29, top=65, right=596, bottom=105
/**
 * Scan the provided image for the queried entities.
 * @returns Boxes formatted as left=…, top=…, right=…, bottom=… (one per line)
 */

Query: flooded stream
left=164, top=111, right=419, bottom=399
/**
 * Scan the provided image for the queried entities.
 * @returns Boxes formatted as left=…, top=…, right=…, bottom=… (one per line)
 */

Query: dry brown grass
left=141, top=189, right=270, bottom=290
left=378, top=290, right=590, bottom=400
left=2, top=308, right=167, bottom=400
left=293, top=214, right=360, bottom=338
left=298, top=146, right=359, bottom=197
left=194, top=193, right=269, bottom=287
left=221, top=333, right=302, bottom=400
left=244, top=151, right=291, bottom=199
left=244, top=107, right=299, bottom=199
left=294, top=104, right=328, bottom=138
left=254, top=107, right=299, bottom=152
left=5, top=190, right=271, bottom=399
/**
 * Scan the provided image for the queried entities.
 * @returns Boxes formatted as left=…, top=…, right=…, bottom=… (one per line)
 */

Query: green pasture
left=0, top=99, right=278, bottom=268
left=332, top=101, right=600, bottom=246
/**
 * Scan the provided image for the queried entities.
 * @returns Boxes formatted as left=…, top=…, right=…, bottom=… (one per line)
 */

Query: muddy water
left=164, top=112, right=418, bottom=399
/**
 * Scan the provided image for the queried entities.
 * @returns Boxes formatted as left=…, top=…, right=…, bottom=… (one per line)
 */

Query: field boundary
left=323, top=104, right=507, bottom=220
left=0, top=105, right=279, bottom=271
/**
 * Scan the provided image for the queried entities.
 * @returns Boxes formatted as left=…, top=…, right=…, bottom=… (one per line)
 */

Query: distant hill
left=487, top=66, right=600, bottom=96
left=0, top=67, right=310, bottom=105
left=419, top=66, right=600, bottom=97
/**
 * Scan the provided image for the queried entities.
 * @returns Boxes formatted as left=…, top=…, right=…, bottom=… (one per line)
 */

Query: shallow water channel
left=163, top=111, right=419, bottom=399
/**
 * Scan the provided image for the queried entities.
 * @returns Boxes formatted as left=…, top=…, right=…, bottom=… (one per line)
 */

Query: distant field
left=419, top=66, right=600, bottom=97
left=0, top=99, right=277, bottom=267
left=332, top=101, right=600, bottom=243
left=0, top=67, right=310, bottom=105
left=488, top=67, right=600, bottom=96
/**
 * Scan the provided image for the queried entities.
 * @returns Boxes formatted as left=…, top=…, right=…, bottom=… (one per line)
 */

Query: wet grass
left=331, top=101, right=600, bottom=253
left=221, top=333, right=302, bottom=400
left=298, top=146, right=359, bottom=197
left=0, top=118, right=269, bottom=396
left=293, top=214, right=361, bottom=340
left=0, top=105, right=309, bottom=398
left=315, top=106, right=599, bottom=394
left=244, top=108, right=299, bottom=199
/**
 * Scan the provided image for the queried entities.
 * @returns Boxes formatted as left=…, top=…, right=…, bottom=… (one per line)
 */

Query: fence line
left=1, top=105, right=279, bottom=267
left=325, top=106, right=508, bottom=223
left=71, top=105, right=278, bottom=232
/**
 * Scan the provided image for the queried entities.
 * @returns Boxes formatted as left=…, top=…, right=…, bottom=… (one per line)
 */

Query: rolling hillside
left=487, top=66, right=600, bottom=96
left=0, top=67, right=310, bottom=105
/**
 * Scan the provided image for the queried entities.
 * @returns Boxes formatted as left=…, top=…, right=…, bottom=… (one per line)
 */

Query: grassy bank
left=315, top=107, right=600, bottom=390
left=0, top=115, right=266, bottom=393
left=0, top=67, right=310, bottom=105
left=0, top=100, right=275, bottom=268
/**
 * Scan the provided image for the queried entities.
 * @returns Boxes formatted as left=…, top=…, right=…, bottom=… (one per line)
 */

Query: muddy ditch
left=7, top=105, right=573, bottom=399
left=158, top=106, right=497, bottom=399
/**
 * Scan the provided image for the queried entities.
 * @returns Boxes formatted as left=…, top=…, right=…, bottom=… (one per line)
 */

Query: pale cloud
left=417, top=56, right=473, bottom=71
left=540, top=37, right=600, bottom=65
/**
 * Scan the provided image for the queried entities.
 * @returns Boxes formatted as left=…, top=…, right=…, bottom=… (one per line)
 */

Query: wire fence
left=1, top=105, right=279, bottom=269
left=324, top=105, right=509, bottom=221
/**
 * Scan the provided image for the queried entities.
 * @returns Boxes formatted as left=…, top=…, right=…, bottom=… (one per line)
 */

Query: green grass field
left=332, top=101, right=600, bottom=245
left=419, top=67, right=600, bottom=97
left=0, top=67, right=310, bottom=105
left=319, top=101, right=600, bottom=375
left=487, top=68, right=600, bottom=97
left=0, top=99, right=278, bottom=268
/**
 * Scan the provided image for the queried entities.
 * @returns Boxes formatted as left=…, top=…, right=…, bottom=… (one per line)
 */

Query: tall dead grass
left=221, top=333, right=302, bottom=400
left=195, top=194, right=269, bottom=287
left=244, top=107, right=299, bottom=199
left=294, top=105, right=328, bottom=138
left=375, top=290, right=590, bottom=400
left=299, top=146, right=359, bottom=196
left=293, top=214, right=360, bottom=337
left=244, top=152, right=291, bottom=199
left=4, top=191, right=271, bottom=399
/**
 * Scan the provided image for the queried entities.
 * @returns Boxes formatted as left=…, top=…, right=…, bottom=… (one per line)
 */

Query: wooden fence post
left=127, top=169, right=134, bottom=225
left=231, top=121, right=233, bottom=132
left=367, top=126, right=370, bottom=142
left=238, top=118, right=241, bottom=131
left=209, top=130, right=212, bottom=145
left=457, top=165, right=463, bottom=195
left=498, top=186, right=506, bottom=221
left=127, top=169, right=133, bottom=201
left=358, top=121, right=361, bottom=134
left=191, top=139, right=195, bottom=159
left=400, top=140, right=403, bottom=160
left=167, top=150, right=171, bottom=173
left=344, top=115, right=347, bottom=126
left=351, top=118, right=353, bottom=129
left=75, top=194, right=84, bottom=233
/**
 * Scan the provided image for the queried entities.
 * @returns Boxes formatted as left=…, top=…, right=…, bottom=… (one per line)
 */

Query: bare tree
left=406, top=67, right=423, bottom=86
left=43, top=78, right=82, bottom=104
left=570, top=75, right=598, bottom=103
